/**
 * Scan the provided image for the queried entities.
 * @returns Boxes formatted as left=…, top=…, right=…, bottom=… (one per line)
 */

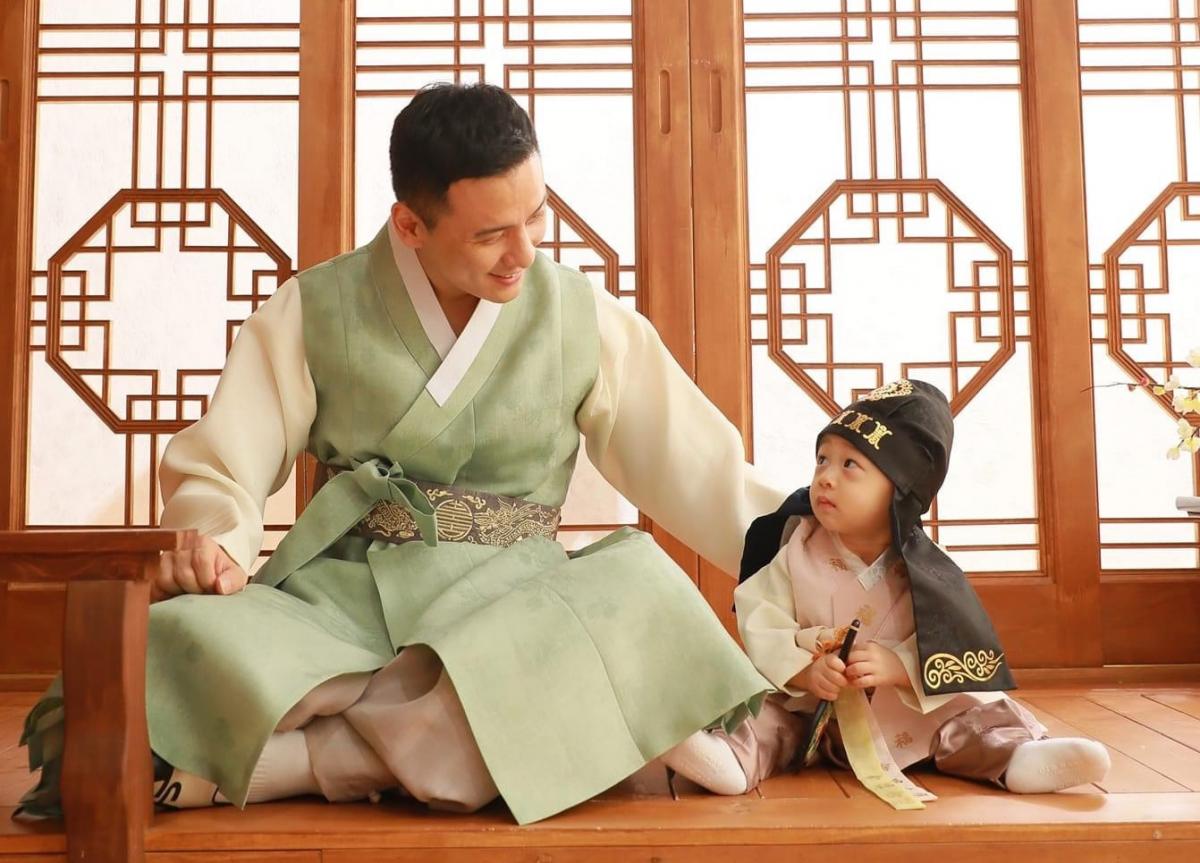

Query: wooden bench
left=0, top=529, right=195, bottom=863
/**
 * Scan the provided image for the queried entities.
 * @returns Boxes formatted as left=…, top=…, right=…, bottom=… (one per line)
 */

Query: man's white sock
left=152, top=731, right=320, bottom=808
left=245, top=729, right=320, bottom=803
left=1004, top=738, right=1110, bottom=793
left=660, top=731, right=748, bottom=796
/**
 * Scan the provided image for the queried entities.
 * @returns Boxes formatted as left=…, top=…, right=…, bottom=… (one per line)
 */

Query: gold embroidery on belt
left=357, top=480, right=560, bottom=548
left=922, top=649, right=1006, bottom=690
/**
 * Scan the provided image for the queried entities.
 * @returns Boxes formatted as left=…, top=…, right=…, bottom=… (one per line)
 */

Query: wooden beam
left=298, top=0, right=354, bottom=269
left=1018, top=0, right=1104, bottom=665
left=688, top=0, right=751, bottom=445
left=687, top=0, right=752, bottom=633
left=297, top=0, right=355, bottom=511
left=633, top=0, right=702, bottom=585
left=0, top=0, right=35, bottom=535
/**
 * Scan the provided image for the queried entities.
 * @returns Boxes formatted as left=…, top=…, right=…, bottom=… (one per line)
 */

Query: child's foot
left=1004, top=738, right=1110, bottom=793
left=660, top=731, right=748, bottom=795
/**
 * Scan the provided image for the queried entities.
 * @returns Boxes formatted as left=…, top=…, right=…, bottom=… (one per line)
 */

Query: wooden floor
left=3, top=682, right=1200, bottom=862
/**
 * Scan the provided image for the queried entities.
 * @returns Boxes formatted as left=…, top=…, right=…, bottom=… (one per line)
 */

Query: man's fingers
left=152, top=553, right=182, bottom=602
left=172, top=553, right=201, bottom=595
left=215, top=566, right=248, bottom=595
left=212, top=546, right=248, bottom=595
left=152, top=541, right=248, bottom=600
left=193, top=543, right=218, bottom=593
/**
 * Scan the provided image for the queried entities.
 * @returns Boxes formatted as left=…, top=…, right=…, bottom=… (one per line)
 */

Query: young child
left=697, top=380, right=1110, bottom=797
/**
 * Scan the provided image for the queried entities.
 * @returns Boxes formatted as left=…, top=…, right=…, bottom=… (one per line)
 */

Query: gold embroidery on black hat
left=863, top=421, right=893, bottom=449
left=830, top=410, right=892, bottom=450
left=865, top=379, right=914, bottom=401
left=846, top=412, right=872, bottom=433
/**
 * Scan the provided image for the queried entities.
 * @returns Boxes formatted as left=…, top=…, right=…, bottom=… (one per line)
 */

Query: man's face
left=810, top=433, right=895, bottom=543
left=392, top=153, right=548, bottom=304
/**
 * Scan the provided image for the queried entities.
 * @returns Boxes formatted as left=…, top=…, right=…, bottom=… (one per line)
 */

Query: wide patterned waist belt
left=323, top=465, right=561, bottom=548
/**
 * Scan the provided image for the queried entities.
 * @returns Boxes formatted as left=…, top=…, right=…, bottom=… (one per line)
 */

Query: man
left=22, top=83, right=784, bottom=824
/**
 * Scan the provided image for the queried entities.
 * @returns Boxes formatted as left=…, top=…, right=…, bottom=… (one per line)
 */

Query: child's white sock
left=245, top=729, right=320, bottom=803
left=660, top=731, right=748, bottom=796
left=1004, top=738, right=1110, bottom=793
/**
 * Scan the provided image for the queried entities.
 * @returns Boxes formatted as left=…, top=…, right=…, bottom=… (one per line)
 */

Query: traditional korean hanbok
left=21, top=222, right=784, bottom=825
left=724, top=381, right=1057, bottom=794
left=728, top=514, right=1045, bottom=789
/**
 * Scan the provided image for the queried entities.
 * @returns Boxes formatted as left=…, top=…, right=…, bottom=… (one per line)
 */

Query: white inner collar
left=829, top=529, right=894, bottom=572
left=386, top=220, right=503, bottom=406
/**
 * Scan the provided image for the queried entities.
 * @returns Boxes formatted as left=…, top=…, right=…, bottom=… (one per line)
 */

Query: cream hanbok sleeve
left=158, top=278, right=316, bottom=572
left=576, top=286, right=788, bottom=577
left=731, top=544, right=827, bottom=696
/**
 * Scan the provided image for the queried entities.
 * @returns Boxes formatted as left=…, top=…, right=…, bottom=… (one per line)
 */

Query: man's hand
left=152, top=535, right=248, bottom=603
left=799, top=652, right=849, bottom=701
left=846, top=642, right=908, bottom=690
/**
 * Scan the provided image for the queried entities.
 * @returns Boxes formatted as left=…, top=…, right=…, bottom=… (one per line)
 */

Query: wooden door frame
left=682, top=0, right=1199, bottom=666
left=0, top=0, right=42, bottom=685
left=685, top=0, right=753, bottom=634
left=0, top=0, right=36, bottom=534
left=5, top=0, right=1193, bottom=672
left=296, top=0, right=355, bottom=510
left=632, top=0, right=704, bottom=589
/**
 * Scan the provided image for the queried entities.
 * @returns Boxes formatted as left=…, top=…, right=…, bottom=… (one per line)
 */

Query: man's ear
left=390, top=201, right=427, bottom=248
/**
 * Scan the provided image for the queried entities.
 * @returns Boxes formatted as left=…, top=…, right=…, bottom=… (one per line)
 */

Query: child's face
left=811, top=434, right=895, bottom=541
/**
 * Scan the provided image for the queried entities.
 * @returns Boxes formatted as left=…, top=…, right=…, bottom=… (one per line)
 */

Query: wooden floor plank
left=3, top=792, right=1200, bottom=857
left=0, top=692, right=38, bottom=710
left=666, top=772, right=730, bottom=800
left=1089, top=692, right=1200, bottom=754
left=755, top=767, right=846, bottom=799
left=1024, top=695, right=1200, bottom=791
left=0, top=686, right=1198, bottom=859
left=320, top=841, right=1200, bottom=863
left=593, top=762, right=672, bottom=801
left=144, top=793, right=1200, bottom=845
left=1017, top=697, right=1179, bottom=793
left=915, top=769, right=1001, bottom=799
left=1147, top=691, right=1200, bottom=723
left=914, top=767, right=1097, bottom=798
left=829, top=767, right=883, bottom=799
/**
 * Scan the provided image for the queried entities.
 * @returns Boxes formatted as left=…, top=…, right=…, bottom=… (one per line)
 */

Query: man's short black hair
left=389, top=83, right=540, bottom=223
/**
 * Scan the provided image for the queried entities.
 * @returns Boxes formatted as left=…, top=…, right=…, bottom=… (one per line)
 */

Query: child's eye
left=815, top=455, right=827, bottom=465
left=844, top=459, right=859, bottom=470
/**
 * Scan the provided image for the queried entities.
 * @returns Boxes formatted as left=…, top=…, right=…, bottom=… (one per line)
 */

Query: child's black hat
left=740, top=380, right=1015, bottom=696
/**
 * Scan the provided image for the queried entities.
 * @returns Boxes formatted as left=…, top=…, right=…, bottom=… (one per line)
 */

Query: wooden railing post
left=0, top=529, right=195, bottom=863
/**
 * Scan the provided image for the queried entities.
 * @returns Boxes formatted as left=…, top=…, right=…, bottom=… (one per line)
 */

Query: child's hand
left=803, top=652, right=849, bottom=701
left=845, top=642, right=908, bottom=690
